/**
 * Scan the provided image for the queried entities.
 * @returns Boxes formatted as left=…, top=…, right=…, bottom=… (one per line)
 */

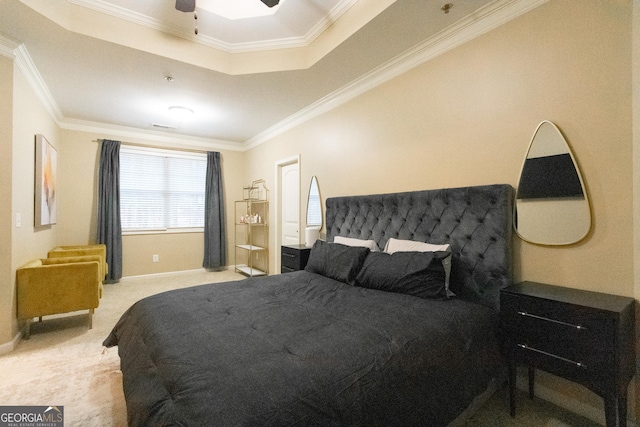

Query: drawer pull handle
left=517, top=311, right=587, bottom=331
left=282, top=253, right=296, bottom=258
left=517, top=344, right=587, bottom=369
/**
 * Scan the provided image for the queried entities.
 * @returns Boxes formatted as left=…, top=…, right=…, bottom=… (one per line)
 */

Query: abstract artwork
left=35, top=134, right=57, bottom=226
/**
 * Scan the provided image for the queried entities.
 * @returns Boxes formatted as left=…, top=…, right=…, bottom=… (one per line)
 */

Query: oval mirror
left=514, top=121, right=591, bottom=245
left=306, top=176, right=322, bottom=228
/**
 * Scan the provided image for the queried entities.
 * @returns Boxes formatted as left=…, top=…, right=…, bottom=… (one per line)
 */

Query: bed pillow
left=384, top=238, right=454, bottom=297
left=305, top=240, right=370, bottom=285
left=333, top=236, right=379, bottom=251
left=355, top=251, right=448, bottom=299
left=384, top=237, right=450, bottom=254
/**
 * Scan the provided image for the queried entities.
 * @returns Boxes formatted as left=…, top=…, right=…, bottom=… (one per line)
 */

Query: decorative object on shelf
left=243, top=179, right=269, bottom=201
left=235, top=180, right=269, bottom=277
left=242, top=186, right=254, bottom=201
left=34, top=134, right=57, bottom=227
left=514, top=120, right=591, bottom=245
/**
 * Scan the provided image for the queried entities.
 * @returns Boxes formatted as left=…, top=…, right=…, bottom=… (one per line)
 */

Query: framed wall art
left=35, top=134, right=57, bottom=226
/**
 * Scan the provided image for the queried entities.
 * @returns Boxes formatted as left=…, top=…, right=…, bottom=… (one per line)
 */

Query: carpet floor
left=0, top=269, right=601, bottom=426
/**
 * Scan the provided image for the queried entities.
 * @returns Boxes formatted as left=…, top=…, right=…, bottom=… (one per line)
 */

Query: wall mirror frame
left=306, top=176, right=322, bottom=229
left=514, top=120, right=591, bottom=245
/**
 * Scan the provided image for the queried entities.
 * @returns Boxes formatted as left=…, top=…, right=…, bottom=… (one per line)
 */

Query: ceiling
left=0, top=0, right=536, bottom=149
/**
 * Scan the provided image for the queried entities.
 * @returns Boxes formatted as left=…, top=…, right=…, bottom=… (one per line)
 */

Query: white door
left=281, top=163, right=299, bottom=246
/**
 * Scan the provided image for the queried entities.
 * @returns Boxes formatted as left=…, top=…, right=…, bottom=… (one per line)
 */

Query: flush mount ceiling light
left=168, top=106, right=194, bottom=119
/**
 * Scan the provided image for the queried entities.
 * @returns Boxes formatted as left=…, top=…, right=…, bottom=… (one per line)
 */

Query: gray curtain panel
left=203, top=151, right=226, bottom=270
left=97, top=139, right=123, bottom=283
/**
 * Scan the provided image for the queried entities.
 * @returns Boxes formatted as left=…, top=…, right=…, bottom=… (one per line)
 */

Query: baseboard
left=516, top=373, right=639, bottom=427
left=0, top=330, right=23, bottom=355
left=120, top=267, right=230, bottom=281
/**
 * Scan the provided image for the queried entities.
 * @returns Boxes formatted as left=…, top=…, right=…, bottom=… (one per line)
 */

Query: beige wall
left=11, top=68, right=61, bottom=268
left=55, top=130, right=101, bottom=245
left=244, top=0, right=636, bottom=423
left=0, top=56, right=14, bottom=345
left=4, top=62, right=62, bottom=345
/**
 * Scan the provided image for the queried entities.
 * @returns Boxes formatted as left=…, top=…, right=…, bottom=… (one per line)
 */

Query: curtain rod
left=93, top=139, right=209, bottom=154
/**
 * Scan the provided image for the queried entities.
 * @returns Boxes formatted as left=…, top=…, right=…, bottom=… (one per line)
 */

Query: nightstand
left=500, top=281, right=635, bottom=427
left=281, top=244, right=311, bottom=273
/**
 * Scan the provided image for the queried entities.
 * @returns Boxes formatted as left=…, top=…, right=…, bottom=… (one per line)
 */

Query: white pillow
left=334, top=236, right=378, bottom=251
left=384, top=238, right=454, bottom=297
left=384, top=238, right=450, bottom=254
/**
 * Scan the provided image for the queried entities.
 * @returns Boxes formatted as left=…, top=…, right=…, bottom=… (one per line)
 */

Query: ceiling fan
left=175, top=0, right=279, bottom=13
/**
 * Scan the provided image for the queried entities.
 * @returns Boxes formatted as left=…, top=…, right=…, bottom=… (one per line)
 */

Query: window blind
left=120, top=147, right=206, bottom=231
left=307, top=194, right=321, bottom=225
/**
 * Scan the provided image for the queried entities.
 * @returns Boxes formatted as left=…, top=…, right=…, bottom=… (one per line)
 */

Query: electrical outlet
left=153, top=254, right=159, bottom=262
left=15, top=213, right=21, bottom=228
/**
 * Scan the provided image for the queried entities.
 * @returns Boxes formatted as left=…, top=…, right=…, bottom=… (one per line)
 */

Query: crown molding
left=66, top=0, right=357, bottom=54
left=0, top=33, right=20, bottom=59
left=245, top=0, right=549, bottom=149
left=12, top=43, right=65, bottom=124
left=3, top=36, right=243, bottom=151
left=59, top=118, right=245, bottom=152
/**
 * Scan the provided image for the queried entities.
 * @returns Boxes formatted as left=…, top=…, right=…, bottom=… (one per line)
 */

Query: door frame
left=274, top=155, right=300, bottom=273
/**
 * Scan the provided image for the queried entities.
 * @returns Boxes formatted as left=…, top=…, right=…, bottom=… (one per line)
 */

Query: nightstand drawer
left=281, top=249, right=300, bottom=269
left=501, top=292, right=614, bottom=332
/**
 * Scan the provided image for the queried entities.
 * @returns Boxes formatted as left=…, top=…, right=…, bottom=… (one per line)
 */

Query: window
left=120, top=146, right=206, bottom=233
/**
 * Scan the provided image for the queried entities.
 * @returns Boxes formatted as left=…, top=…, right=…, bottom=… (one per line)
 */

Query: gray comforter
left=104, top=270, right=503, bottom=426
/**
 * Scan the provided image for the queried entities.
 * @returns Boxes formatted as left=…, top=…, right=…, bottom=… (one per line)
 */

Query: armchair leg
left=24, top=319, right=32, bottom=340
left=88, top=309, right=94, bottom=329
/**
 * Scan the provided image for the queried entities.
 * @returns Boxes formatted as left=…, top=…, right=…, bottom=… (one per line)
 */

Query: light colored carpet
left=0, top=269, right=243, bottom=427
left=0, top=269, right=601, bottom=426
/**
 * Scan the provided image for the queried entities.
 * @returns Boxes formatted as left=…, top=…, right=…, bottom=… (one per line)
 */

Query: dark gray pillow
left=305, top=240, right=370, bottom=285
left=355, top=251, right=448, bottom=299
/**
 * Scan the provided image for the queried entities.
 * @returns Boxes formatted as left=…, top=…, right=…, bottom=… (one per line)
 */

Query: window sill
left=123, top=228, right=204, bottom=236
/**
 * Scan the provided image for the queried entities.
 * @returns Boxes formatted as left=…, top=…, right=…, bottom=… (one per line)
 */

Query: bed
left=104, top=183, right=514, bottom=426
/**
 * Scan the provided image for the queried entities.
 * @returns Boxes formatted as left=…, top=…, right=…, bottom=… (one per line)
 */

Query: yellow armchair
left=48, top=244, right=108, bottom=280
left=17, top=257, right=101, bottom=339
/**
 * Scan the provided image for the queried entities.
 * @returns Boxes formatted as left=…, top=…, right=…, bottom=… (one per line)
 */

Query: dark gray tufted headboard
left=325, top=184, right=514, bottom=310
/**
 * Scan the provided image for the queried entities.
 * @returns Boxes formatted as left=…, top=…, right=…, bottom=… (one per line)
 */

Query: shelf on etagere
left=236, top=244, right=266, bottom=251
left=236, top=265, right=268, bottom=277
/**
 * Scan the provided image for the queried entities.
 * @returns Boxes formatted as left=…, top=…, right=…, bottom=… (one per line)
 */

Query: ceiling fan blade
left=175, top=0, right=195, bottom=12
left=260, top=0, right=280, bottom=7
